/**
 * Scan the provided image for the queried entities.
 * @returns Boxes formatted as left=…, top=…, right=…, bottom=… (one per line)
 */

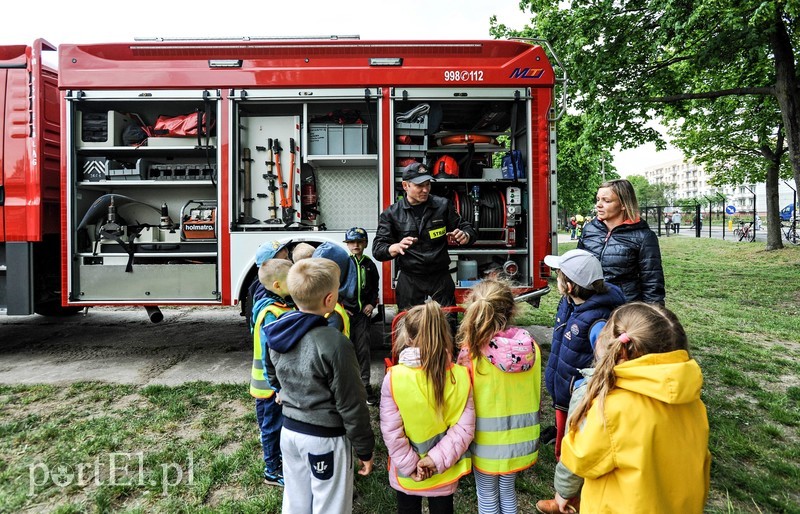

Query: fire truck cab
left=59, top=38, right=558, bottom=314
left=1, top=40, right=65, bottom=315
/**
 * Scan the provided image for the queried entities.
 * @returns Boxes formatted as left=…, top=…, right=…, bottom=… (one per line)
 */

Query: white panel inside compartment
left=240, top=115, right=301, bottom=223
left=315, top=168, right=379, bottom=230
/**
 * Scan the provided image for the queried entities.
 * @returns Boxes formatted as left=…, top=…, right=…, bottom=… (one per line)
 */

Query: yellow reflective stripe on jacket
left=250, top=303, right=291, bottom=398
left=390, top=363, right=472, bottom=491
left=470, top=343, right=541, bottom=474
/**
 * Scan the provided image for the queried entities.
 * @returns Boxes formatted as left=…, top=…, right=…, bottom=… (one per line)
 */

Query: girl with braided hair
left=456, top=279, right=542, bottom=514
left=560, top=302, right=710, bottom=513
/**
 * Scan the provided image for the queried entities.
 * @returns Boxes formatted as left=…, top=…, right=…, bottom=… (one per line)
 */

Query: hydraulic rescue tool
left=263, top=138, right=281, bottom=223
left=283, top=138, right=298, bottom=224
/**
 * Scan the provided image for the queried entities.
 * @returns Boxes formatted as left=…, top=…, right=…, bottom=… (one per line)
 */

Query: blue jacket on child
left=545, top=283, right=626, bottom=410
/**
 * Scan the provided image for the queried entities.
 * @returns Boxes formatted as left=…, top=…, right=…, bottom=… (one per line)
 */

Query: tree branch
left=622, top=87, right=776, bottom=103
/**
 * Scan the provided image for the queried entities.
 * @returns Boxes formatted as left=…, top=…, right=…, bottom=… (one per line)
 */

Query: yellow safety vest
left=470, top=344, right=541, bottom=474
left=325, top=302, right=351, bottom=338
left=390, top=363, right=472, bottom=491
left=250, top=303, right=292, bottom=398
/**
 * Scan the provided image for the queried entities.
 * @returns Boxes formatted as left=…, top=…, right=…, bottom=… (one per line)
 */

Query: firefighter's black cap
left=402, top=162, right=435, bottom=184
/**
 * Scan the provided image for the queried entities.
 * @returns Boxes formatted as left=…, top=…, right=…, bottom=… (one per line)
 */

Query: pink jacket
left=379, top=348, right=476, bottom=496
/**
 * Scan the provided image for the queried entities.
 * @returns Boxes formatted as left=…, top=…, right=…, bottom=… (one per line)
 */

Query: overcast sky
left=2, top=0, right=682, bottom=174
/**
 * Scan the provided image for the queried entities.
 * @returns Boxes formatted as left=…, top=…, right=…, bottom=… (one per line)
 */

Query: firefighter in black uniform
left=372, top=162, right=476, bottom=310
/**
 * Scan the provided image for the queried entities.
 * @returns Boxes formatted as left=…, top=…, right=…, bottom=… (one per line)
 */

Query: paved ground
left=0, top=306, right=553, bottom=387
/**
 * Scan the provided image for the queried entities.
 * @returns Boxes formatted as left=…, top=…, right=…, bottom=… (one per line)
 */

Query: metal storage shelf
left=78, top=252, right=217, bottom=258
left=76, top=145, right=216, bottom=155
left=394, top=177, right=525, bottom=183
left=77, top=180, right=215, bottom=187
left=450, top=248, right=529, bottom=255
left=306, top=154, right=378, bottom=167
left=426, top=144, right=506, bottom=154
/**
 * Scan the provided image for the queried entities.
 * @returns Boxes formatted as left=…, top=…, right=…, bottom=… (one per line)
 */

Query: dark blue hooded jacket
left=545, top=283, right=626, bottom=410
left=265, top=310, right=328, bottom=354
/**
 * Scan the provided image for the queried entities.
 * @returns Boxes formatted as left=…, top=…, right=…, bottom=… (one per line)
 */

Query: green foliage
left=628, top=174, right=676, bottom=206
left=555, top=114, right=618, bottom=216
left=490, top=0, right=800, bottom=213
left=669, top=95, right=792, bottom=186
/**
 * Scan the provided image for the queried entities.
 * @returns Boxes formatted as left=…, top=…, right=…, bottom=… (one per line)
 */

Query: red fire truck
left=1, top=40, right=70, bottom=315
left=56, top=37, right=561, bottom=319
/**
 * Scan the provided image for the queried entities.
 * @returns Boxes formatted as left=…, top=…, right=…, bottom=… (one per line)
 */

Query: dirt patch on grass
left=207, top=484, right=246, bottom=506
left=114, top=393, right=147, bottom=412
left=173, top=423, right=203, bottom=442
left=3, top=396, right=64, bottom=422
left=218, top=399, right=250, bottom=420
left=219, top=440, right=242, bottom=456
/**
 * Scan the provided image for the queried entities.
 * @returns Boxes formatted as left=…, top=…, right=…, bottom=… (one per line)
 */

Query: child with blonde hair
left=560, top=302, right=710, bottom=513
left=265, top=258, right=374, bottom=513
left=252, top=258, right=294, bottom=486
left=291, top=242, right=316, bottom=261
left=380, top=301, right=475, bottom=514
left=456, top=279, right=541, bottom=514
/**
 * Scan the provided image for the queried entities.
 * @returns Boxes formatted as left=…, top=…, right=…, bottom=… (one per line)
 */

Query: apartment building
left=639, top=158, right=796, bottom=214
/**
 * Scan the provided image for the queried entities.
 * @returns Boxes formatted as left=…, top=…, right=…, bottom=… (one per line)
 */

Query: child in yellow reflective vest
left=559, top=303, right=710, bottom=513
left=456, top=279, right=542, bottom=514
left=380, top=301, right=475, bottom=514
left=251, top=258, right=295, bottom=487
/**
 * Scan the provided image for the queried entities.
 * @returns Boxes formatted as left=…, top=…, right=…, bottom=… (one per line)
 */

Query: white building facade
left=640, top=158, right=796, bottom=215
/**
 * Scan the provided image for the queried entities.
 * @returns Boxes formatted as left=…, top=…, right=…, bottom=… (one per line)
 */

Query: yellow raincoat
left=560, top=350, right=710, bottom=513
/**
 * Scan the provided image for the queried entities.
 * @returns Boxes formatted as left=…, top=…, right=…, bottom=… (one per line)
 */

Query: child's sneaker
left=263, top=466, right=284, bottom=487
left=536, top=497, right=579, bottom=513
left=365, top=385, right=379, bottom=406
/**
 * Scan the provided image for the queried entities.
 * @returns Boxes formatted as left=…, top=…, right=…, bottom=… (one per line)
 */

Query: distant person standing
left=579, top=179, right=665, bottom=304
left=574, top=214, right=585, bottom=239
left=672, top=211, right=682, bottom=233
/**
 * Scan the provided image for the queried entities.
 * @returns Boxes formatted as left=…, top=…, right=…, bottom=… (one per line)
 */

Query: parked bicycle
left=782, top=217, right=799, bottom=245
left=734, top=221, right=756, bottom=242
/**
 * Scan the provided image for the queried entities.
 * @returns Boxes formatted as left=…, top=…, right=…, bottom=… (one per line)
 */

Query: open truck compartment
left=59, top=39, right=557, bottom=308
left=66, top=90, right=220, bottom=302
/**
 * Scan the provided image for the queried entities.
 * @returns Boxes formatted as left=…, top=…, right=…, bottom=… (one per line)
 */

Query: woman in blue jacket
left=579, top=179, right=665, bottom=304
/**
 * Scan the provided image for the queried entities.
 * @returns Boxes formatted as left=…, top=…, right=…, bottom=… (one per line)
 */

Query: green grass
left=1, top=238, right=799, bottom=513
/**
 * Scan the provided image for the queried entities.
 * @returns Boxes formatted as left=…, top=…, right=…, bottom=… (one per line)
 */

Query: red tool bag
left=153, top=110, right=215, bottom=137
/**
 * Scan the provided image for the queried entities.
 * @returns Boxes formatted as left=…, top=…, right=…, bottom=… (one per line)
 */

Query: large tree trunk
left=765, top=159, right=784, bottom=250
left=771, top=11, right=800, bottom=198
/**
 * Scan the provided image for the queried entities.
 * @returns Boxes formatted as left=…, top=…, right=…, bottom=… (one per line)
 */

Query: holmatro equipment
left=181, top=200, right=217, bottom=240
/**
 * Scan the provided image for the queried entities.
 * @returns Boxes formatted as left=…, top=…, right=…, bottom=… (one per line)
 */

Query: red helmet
left=433, top=155, right=459, bottom=177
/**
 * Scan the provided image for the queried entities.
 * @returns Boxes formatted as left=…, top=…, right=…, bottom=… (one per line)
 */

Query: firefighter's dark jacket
left=372, top=195, right=476, bottom=275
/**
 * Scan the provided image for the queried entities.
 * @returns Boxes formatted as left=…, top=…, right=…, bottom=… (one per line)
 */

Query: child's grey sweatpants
left=281, top=427, right=354, bottom=514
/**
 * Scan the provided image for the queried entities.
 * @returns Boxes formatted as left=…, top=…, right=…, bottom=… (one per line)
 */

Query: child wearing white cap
left=541, top=250, right=626, bottom=463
